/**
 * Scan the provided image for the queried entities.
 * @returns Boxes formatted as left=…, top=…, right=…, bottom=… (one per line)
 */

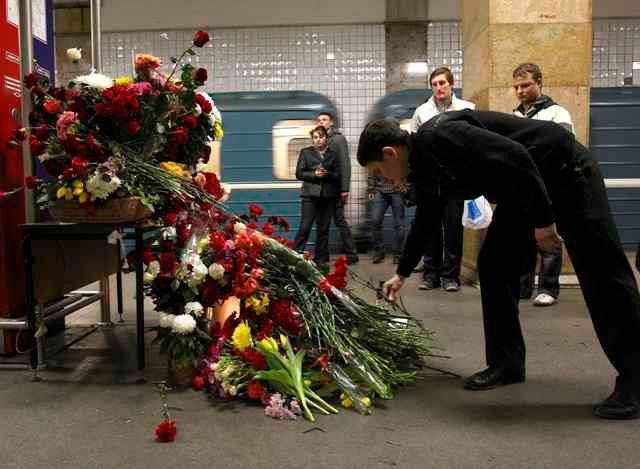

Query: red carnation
left=195, top=93, right=212, bottom=114
left=192, top=375, right=205, bottom=391
left=164, top=211, right=178, bottom=226
left=193, top=30, right=210, bottom=48
left=193, top=68, right=208, bottom=84
left=23, top=72, right=40, bottom=89
left=174, top=126, right=188, bottom=144
left=71, top=156, right=88, bottom=176
left=42, top=99, right=60, bottom=114
left=29, top=135, right=45, bottom=156
left=34, top=125, right=50, bottom=140
left=248, top=203, right=263, bottom=217
left=209, top=231, right=226, bottom=251
left=240, top=348, right=267, bottom=371
left=182, top=115, right=198, bottom=129
left=142, top=248, right=156, bottom=265
left=261, top=223, right=275, bottom=236
left=25, top=176, right=37, bottom=189
left=126, top=120, right=141, bottom=135
left=159, top=252, right=178, bottom=275
left=155, top=420, right=177, bottom=442
left=247, top=381, right=267, bottom=401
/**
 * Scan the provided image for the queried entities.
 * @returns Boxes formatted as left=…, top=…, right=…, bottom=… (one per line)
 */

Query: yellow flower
left=72, top=179, right=84, bottom=189
left=72, top=185, right=84, bottom=196
left=78, top=191, right=88, bottom=203
left=114, top=76, right=133, bottom=86
left=246, top=292, right=270, bottom=315
left=64, top=188, right=74, bottom=200
left=279, top=334, right=289, bottom=350
left=159, top=161, right=190, bottom=178
left=361, top=397, right=372, bottom=407
left=214, top=121, right=224, bottom=139
left=231, top=321, right=253, bottom=352
left=340, top=397, right=353, bottom=408
left=258, top=337, right=278, bottom=352
left=56, top=186, right=68, bottom=199
left=303, top=379, right=311, bottom=387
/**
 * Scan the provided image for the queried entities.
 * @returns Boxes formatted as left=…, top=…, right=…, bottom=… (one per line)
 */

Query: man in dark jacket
left=318, top=112, right=359, bottom=265
left=357, top=110, right=640, bottom=420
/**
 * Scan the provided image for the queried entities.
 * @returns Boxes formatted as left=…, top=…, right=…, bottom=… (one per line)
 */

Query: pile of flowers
left=15, top=30, right=223, bottom=218
left=140, top=202, right=435, bottom=424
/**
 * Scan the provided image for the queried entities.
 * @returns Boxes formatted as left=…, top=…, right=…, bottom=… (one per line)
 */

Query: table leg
left=135, top=228, right=145, bottom=376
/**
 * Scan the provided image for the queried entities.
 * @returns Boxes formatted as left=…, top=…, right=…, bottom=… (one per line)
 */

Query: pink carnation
left=129, top=82, right=155, bottom=96
left=56, top=111, right=77, bottom=140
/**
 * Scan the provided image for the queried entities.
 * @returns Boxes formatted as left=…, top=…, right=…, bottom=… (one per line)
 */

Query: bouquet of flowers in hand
left=16, top=30, right=223, bottom=219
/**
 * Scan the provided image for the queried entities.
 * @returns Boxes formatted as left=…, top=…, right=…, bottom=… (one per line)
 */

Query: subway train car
left=207, top=90, right=339, bottom=245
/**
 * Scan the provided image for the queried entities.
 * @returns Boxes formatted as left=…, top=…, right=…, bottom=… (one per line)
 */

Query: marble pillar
left=461, top=0, right=592, bottom=284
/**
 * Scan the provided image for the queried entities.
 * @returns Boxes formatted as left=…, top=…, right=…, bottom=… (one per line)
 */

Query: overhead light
left=406, top=62, right=428, bottom=75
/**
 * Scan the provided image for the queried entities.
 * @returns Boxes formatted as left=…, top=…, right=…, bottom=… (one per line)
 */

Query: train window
left=272, top=120, right=316, bottom=180
left=197, top=141, right=222, bottom=178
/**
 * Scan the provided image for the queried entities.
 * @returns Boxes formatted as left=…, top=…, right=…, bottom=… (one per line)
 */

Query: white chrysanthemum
left=208, top=262, right=225, bottom=280
left=184, top=301, right=204, bottom=317
left=86, top=172, right=121, bottom=200
left=158, top=312, right=175, bottom=328
left=234, top=222, right=247, bottom=234
left=73, top=72, right=113, bottom=90
left=171, top=314, right=196, bottom=335
left=66, top=48, right=82, bottom=62
left=177, top=254, right=208, bottom=288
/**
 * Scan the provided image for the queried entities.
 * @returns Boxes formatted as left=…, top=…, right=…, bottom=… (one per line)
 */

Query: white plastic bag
left=462, top=196, right=493, bottom=230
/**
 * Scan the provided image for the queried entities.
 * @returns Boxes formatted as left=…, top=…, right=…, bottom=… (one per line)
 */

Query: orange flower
left=134, top=53, right=161, bottom=74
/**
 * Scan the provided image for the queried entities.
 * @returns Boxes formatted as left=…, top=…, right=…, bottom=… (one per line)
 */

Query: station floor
left=0, top=255, right=638, bottom=469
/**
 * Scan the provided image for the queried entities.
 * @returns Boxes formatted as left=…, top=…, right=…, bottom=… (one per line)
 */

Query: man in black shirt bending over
left=357, top=110, right=640, bottom=420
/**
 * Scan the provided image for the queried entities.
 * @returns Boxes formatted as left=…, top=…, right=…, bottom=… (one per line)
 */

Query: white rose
left=234, top=222, right=247, bottom=234
left=208, top=263, right=225, bottom=280
left=158, top=312, right=175, bottom=329
left=66, top=47, right=82, bottom=62
left=184, top=301, right=204, bottom=317
left=229, top=385, right=238, bottom=396
left=171, top=314, right=196, bottom=335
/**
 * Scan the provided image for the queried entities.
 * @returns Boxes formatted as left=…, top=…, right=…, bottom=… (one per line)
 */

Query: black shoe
left=393, top=254, right=401, bottom=264
left=418, top=278, right=439, bottom=290
left=372, top=252, right=385, bottom=264
left=463, top=366, right=525, bottom=391
left=346, top=255, right=359, bottom=265
left=593, top=381, right=640, bottom=420
left=442, top=279, right=460, bottom=292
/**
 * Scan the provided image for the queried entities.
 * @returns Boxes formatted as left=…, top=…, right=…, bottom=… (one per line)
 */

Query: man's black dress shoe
left=463, top=366, right=525, bottom=391
left=593, top=380, right=640, bottom=420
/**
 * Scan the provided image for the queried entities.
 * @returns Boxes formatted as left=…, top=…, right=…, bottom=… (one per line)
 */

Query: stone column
left=460, top=0, right=592, bottom=284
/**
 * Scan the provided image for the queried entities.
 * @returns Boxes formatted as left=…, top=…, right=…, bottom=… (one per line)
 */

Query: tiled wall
left=426, top=21, right=464, bottom=88
left=592, top=18, right=640, bottom=87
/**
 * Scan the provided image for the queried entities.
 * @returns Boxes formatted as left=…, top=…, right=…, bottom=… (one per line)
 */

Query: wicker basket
left=49, top=197, right=153, bottom=223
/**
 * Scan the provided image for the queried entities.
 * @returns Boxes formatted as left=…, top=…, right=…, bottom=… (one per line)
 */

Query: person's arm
left=295, top=149, right=318, bottom=182
left=321, top=151, right=341, bottom=181
left=427, top=120, right=556, bottom=229
left=410, top=108, right=421, bottom=133
left=551, top=106, right=574, bottom=134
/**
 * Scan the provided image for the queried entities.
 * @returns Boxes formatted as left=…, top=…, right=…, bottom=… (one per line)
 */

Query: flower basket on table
left=49, top=196, right=152, bottom=223
left=17, top=30, right=224, bottom=224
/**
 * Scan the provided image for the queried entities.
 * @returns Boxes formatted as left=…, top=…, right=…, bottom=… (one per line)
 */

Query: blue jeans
left=370, top=191, right=405, bottom=254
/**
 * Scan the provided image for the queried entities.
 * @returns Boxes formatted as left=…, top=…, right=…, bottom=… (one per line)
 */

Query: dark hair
left=357, top=119, right=409, bottom=167
left=318, top=111, right=334, bottom=121
left=429, top=67, right=454, bottom=86
left=310, top=125, right=328, bottom=138
left=512, top=62, right=543, bottom=86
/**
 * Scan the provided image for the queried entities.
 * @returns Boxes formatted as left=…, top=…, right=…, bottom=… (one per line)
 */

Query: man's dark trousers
left=422, top=195, right=464, bottom=284
left=478, top=154, right=640, bottom=393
